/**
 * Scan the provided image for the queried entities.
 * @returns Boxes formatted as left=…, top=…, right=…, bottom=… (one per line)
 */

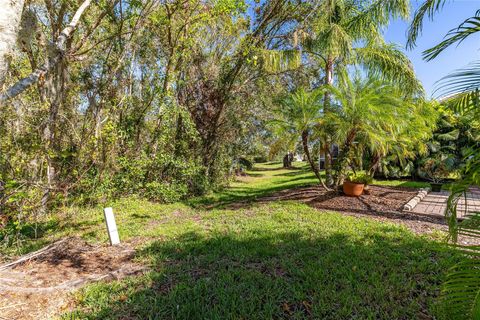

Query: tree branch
left=0, top=0, right=92, bottom=105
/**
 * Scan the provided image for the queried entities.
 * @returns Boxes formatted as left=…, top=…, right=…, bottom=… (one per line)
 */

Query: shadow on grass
left=65, top=229, right=457, bottom=319
left=397, top=181, right=431, bottom=188
left=245, top=172, right=264, bottom=177
left=272, top=175, right=316, bottom=185
left=249, top=166, right=283, bottom=172
left=187, top=166, right=320, bottom=209
left=374, top=179, right=431, bottom=189
left=272, top=167, right=310, bottom=177
left=187, top=181, right=319, bottom=209
left=222, top=185, right=446, bottom=225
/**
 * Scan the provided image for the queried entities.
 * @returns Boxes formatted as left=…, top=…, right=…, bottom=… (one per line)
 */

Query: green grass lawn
left=1, top=162, right=455, bottom=319
left=187, top=161, right=319, bottom=208
left=188, top=161, right=430, bottom=208
left=34, top=162, right=458, bottom=319
left=61, top=201, right=458, bottom=319
left=5, top=161, right=432, bottom=258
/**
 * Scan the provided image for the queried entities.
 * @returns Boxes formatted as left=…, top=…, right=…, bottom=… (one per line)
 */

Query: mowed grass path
left=189, top=161, right=429, bottom=208
left=57, top=162, right=459, bottom=319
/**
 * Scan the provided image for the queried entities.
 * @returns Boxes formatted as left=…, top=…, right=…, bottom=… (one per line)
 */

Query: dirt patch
left=0, top=237, right=146, bottom=320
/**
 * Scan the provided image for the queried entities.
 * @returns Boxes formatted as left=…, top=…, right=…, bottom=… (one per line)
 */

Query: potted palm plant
left=343, top=173, right=373, bottom=197
left=418, top=156, right=453, bottom=192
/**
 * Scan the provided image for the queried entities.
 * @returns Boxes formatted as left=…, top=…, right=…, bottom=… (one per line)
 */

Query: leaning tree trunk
left=302, top=130, right=329, bottom=190
left=0, top=0, right=25, bottom=86
left=0, top=0, right=92, bottom=105
left=323, top=55, right=334, bottom=187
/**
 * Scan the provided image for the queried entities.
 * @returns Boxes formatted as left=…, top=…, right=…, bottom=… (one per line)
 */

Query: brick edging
left=403, top=187, right=431, bottom=211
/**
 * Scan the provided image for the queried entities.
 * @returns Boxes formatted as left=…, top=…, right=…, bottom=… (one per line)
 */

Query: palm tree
left=301, top=0, right=422, bottom=185
left=327, top=74, right=434, bottom=186
left=272, top=88, right=329, bottom=189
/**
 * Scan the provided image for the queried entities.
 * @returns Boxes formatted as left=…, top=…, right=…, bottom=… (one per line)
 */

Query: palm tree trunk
left=324, top=55, right=334, bottom=186
left=368, top=153, right=381, bottom=177
left=333, top=129, right=357, bottom=187
left=302, top=130, right=329, bottom=190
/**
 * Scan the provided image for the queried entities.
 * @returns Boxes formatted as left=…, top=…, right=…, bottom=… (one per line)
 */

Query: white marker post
left=103, top=207, right=120, bottom=245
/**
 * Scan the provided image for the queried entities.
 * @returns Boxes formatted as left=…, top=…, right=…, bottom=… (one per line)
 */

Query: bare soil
left=0, top=237, right=146, bottom=320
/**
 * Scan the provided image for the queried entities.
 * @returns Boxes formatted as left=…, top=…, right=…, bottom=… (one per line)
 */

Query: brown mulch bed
left=0, top=237, right=146, bottom=320
left=260, top=185, right=416, bottom=214
left=256, top=185, right=480, bottom=245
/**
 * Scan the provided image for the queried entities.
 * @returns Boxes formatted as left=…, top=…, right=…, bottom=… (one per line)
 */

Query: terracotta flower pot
left=343, top=181, right=365, bottom=197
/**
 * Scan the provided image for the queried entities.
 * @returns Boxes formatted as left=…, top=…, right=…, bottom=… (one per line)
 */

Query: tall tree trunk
left=324, top=55, right=334, bottom=186
left=302, top=130, right=329, bottom=190
left=0, top=0, right=24, bottom=86
left=41, top=49, right=66, bottom=213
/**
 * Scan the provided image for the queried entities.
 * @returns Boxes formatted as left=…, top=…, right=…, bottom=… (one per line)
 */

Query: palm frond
left=443, top=148, right=480, bottom=318
left=442, top=256, right=480, bottom=319
left=354, top=44, right=424, bottom=95
left=436, top=129, right=460, bottom=141
left=261, top=49, right=301, bottom=73
left=406, top=0, right=447, bottom=49
left=424, top=13, right=480, bottom=61
left=436, top=61, right=480, bottom=115
left=349, top=0, right=409, bottom=41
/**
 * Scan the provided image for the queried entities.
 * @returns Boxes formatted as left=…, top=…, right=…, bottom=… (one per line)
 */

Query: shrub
left=144, top=182, right=188, bottom=203
left=346, top=173, right=373, bottom=185
left=253, top=156, right=268, bottom=163
left=418, top=155, right=454, bottom=183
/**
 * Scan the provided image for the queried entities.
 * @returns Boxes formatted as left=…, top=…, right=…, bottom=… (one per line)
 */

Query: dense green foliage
left=1, top=161, right=431, bottom=257
left=408, top=1, right=480, bottom=318
left=0, top=0, right=303, bottom=244
left=0, top=0, right=436, bottom=246
left=1, top=0, right=479, bottom=317
left=265, top=0, right=435, bottom=188
left=378, top=105, right=480, bottom=180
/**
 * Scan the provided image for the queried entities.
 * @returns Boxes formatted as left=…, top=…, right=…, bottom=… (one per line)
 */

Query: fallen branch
left=0, top=302, right=27, bottom=310
left=0, top=238, right=67, bottom=271
left=0, top=265, right=148, bottom=293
